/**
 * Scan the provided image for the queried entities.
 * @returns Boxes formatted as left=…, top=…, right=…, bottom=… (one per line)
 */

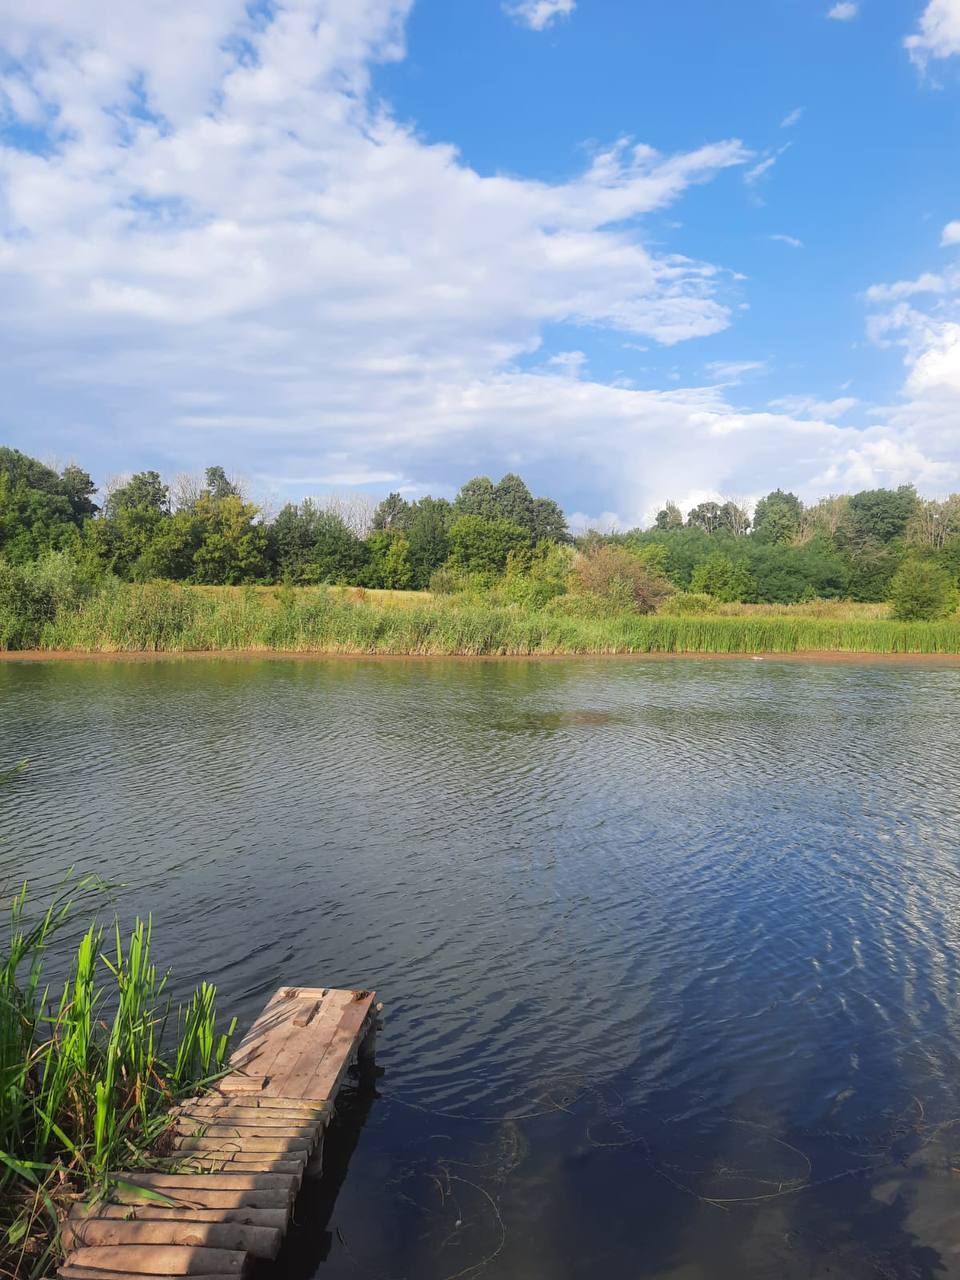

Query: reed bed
left=0, top=878, right=236, bottom=1279
left=20, top=579, right=960, bottom=655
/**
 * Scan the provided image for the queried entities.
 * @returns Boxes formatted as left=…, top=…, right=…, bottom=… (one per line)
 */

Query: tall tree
left=453, top=476, right=499, bottom=521
left=686, top=501, right=724, bottom=535
left=654, top=502, right=683, bottom=531
left=752, top=489, right=803, bottom=544
left=406, top=497, right=452, bottom=588
left=372, top=492, right=412, bottom=531
left=847, top=486, right=918, bottom=545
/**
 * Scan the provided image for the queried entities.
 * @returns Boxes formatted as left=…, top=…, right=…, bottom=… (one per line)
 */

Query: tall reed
left=0, top=882, right=236, bottom=1278
left=27, top=579, right=960, bottom=656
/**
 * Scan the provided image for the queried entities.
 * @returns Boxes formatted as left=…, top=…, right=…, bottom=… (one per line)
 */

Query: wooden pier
left=59, top=985, right=378, bottom=1280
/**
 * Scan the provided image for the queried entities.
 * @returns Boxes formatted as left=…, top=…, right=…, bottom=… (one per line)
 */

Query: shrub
left=660, top=591, right=719, bottom=615
left=573, top=544, right=670, bottom=614
left=889, top=558, right=959, bottom=620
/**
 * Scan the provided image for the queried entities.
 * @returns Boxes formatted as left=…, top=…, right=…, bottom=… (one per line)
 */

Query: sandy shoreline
left=2, top=647, right=960, bottom=667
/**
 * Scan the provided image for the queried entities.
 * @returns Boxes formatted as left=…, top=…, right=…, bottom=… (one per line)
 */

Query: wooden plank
left=264, top=989, right=355, bottom=1100
left=172, top=1110, right=327, bottom=1132
left=171, top=1119, right=321, bottom=1141
left=173, top=1136, right=313, bottom=1156
left=62, top=1218, right=280, bottom=1260
left=305, top=996, right=375, bottom=1100
left=109, top=1186, right=290, bottom=1210
left=168, top=1157, right=306, bottom=1176
left=111, top=1172, right=298, bottom=1193
left=70, top=1204, right=288, bottom=1231
left=225, top=989, right=323, bottom=1083
left=282, top=993, right=375, bottom=1101
left=61, top=1271, right=242, bottom=1280
left=64, top=1245, right=247, bottom=1275
left=229, top=991, right=342, bottom=1095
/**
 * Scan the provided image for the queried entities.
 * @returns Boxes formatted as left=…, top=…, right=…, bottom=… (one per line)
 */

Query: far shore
left=4, top=646, right=960, bottom=667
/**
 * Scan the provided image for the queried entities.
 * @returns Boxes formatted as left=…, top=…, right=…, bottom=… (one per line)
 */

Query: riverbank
left=4, top=647, right=960, bottom=665
left=3, top=580, right=960, bottom=657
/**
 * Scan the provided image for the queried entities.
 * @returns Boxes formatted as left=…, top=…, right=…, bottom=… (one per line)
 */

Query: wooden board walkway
left=59, top=985, right=378, bottom=1280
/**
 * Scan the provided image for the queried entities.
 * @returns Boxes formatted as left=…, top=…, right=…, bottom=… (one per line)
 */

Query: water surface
left=4, top=655, right=960, bottom=1279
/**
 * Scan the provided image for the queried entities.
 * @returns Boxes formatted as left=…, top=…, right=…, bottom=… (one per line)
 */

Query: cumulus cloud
left=0, top=0, right=957, bottom=525
left=828, top=3, right=859, bottom=20
left=942, top=220, right=960, bottom=246
left=504, top=0, right=575, bottom=31
left=905, top=0, right=960, bottom=64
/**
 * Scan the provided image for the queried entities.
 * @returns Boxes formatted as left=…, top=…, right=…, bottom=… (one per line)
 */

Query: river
left=4, top=654, right=960, bottom=1279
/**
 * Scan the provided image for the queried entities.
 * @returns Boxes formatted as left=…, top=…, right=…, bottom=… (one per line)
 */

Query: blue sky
left=1, top=0, right=959, bottom=525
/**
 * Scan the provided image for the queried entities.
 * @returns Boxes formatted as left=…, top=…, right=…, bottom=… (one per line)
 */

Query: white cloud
left=504, top=0, right=575, bottom=31
left=942, top=220, right=960, bottom=246
left=768, top=394, right=859, bottom=418
left=865, top=270, right=957, bottom=303
left=780, top=106, right=804, bottom=128
left=744, top=144, right=790, bottom=190
left=905, top=0, right=960, bottom=64
left=769, top=233, right=804, bottom=248
left=828, top=3, right=859, bottom=20
left=0, top=0, right=956, bottom=525
left=704, top=360, right=767, bottom=383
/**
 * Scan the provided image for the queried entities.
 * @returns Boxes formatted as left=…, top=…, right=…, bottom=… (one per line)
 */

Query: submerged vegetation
left=0, top=872, right=235, bottom=1278
left=2, top=445, right=960, bottom=654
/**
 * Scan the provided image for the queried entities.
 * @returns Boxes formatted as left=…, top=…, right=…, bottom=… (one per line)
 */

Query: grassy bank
left=0, top=875, right=236, bottom=1278
left=7, top=579, right=960, bottom=656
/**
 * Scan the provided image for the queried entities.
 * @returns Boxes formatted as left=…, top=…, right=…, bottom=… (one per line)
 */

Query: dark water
left=4, top=655, right=960, bottom=1280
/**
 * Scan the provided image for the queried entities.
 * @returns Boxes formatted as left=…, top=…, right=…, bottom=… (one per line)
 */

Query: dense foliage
left=1, top=448, right=959, bottom=619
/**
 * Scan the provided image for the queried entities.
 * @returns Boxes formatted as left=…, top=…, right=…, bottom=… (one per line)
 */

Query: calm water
left=4, top=655, right=960, bottom=1279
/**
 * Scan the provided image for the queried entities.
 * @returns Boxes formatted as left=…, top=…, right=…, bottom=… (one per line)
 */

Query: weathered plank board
left=58, top=984, right=378, bottom=1280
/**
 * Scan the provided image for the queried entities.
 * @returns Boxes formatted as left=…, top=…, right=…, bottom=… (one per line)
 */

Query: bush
left=889, top=558, right=959, bottom=620
left=573, top=545, right=670, bottom=614
left=0, top=551, right=102, bottom=648
left=660, top=591, right=719, bottom=615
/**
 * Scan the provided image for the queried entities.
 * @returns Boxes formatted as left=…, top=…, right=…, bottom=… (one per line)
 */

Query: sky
left=1, top=0, right=960, bottom=527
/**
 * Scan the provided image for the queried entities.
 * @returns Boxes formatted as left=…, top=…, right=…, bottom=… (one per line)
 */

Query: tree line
left=1, top=446, right=958, bottom=615
left=0, top=449, right=569, bottom=589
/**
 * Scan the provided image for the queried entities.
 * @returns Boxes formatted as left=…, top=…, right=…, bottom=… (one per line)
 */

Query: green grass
left=0, top=878, right=236, bottom=1278
left=10, top=578, right=960, bottom=655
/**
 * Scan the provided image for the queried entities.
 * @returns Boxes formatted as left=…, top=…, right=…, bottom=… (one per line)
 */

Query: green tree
left=889, top=558, right=958, bottom=620
left=654, top=502, right=683, bottom=531
left=381, top=533, right=413, bottom=589
left=406, top=497, right=452, bottom=588
left=59, top=464, right=99, bottom=521
left=190, top=494, right=270, bottom=584
left=745, top=539, right=847, bottom=603
left=204, top=466, right=241, bottom=502
left=848, top=485, right=918, bottom=546
left=447, top=515, right=530, bottom=576
left=371, top=492, right=411, bottom=531
left=689, top=552, right=755, bottom=602
left=0, top=448, right=96, bottom=562
left=103, top=471, right=169, bottom=519
left=752, top=489, right=803, bottom=544
left=271, top=500, right=366, bottom=584
left=529, top=496, right=570, bottom=543
left=686, top=501, right=724, bottom=534
left=453, top=476, right=499, bottom=521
